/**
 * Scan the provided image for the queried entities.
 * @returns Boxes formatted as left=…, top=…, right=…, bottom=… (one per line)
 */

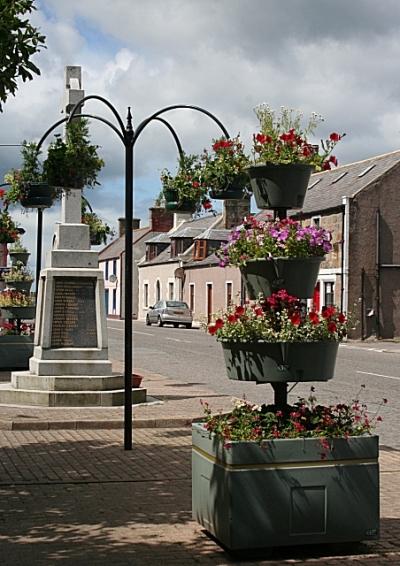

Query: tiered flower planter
left=0, top=249, right=34, bottom=370
left=192, top=162, right=380, bottom=551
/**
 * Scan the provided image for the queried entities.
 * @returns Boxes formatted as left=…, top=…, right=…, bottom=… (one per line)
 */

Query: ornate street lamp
left=36, top=96, right=230, bottom=450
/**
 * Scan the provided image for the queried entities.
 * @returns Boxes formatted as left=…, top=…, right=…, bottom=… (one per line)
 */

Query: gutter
left=341, top=196, right=350, bottom=314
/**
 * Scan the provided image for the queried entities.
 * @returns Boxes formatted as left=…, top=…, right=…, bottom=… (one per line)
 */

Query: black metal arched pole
left=66, top=95, right=230, bottom=450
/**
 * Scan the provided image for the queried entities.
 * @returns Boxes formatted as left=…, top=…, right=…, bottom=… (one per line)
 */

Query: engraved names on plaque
left=51, top=277, right=98, bottom=348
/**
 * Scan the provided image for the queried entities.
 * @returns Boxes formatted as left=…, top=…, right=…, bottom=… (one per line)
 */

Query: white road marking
left=165, top=337, right=192, bottom=343
left=106, top=326, right=155, bottom=337
left=357, top=370, right=400, bottom=381
left=341, top=344, right=386, bottom=353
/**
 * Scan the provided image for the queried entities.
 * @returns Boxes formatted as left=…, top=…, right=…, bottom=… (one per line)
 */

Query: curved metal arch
left=81, top=195, right=93, bottom=213
left=152, top=117, right=184, bottom=158
left=72, top=113, right=125, bottom=144
left=133, top=104, right=230, bottom=146
left=67, top=94, right=126, bottom=134
left=36, top=116, right=69, bottom=153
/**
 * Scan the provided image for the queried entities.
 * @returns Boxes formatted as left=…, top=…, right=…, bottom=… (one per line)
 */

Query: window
left=324, top=282, right=335, bottom=307
left=105, top=289, right=109, bottom=313
left=189, top=283, right=195, bottom=312
left=226, top=282, right=232, bottom=307
left=168, top=282, right=174, bottom=300
left=194, top=240, right=207, bottom=260
left=156, top=280, right=161, bottom=302
left=105, top=261, right=109, bottom=280
left=112, top=259, right=117, bottom=276
left=143, top=283, right=149, bottom=308
left=112, top=288, right=117, bottom=313
left=311, top=216, right=321, bottom=228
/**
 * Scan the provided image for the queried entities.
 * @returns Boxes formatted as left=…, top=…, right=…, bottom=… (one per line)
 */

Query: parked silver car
left=146, top=300, right=193, bottom=328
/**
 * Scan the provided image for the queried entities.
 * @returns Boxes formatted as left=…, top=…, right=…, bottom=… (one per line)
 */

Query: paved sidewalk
left=0, top=362, right=234, bottom=430
left=0, top=360, right=399, bottom=564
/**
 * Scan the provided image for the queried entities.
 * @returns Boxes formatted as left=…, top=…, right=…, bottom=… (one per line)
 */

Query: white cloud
left=2, top=0, right=400, bottom=263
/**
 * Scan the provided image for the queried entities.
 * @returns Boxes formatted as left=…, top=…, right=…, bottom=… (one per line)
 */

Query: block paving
left=0, top=364, right=399, bottom=564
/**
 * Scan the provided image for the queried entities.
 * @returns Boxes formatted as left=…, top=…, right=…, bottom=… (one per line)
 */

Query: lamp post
left=37, top=95, right=229, bottom=450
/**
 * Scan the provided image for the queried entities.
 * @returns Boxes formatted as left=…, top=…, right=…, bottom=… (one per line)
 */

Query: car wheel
left=173, top=323, right=179, bottom=328
left=157, top=316, right=164, bottom=327
left=146, top=315, right=151, bottom=326
left=185, top=323, right=192, bottom=329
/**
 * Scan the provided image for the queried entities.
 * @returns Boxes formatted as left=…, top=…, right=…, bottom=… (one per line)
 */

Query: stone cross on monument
left=3, top=66, right=146, bottom=407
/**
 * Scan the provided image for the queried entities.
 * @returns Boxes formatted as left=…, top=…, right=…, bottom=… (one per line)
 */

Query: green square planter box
left=192, top=423, right=379, bottom=551
left=0, top=335, right=34, bottom=370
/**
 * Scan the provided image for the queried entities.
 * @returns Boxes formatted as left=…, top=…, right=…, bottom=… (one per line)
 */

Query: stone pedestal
left=0, top=189, right=146, bottom=407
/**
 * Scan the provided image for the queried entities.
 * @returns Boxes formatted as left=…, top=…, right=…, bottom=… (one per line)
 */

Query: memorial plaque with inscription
left=51, top=277, right=98, bottom=348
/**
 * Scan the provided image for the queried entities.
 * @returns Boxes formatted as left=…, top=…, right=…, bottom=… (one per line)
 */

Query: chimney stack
left=118, top=218, right=141, bottom=237
left=223, top=197, right=251, bottom=229
left=149, top=207, right=174, bottom=232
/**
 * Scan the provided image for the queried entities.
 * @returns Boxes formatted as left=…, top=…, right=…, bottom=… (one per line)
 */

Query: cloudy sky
left=2, top=0, right=400, bottom=268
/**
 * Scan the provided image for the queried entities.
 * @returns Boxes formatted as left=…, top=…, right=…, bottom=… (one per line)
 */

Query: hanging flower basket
left=165, top=199, right=197, bottom=213
left=20, top=182, right=54, bottom=209
left=221, top=340, right=339, bottom=383
left=240, top=256, right=323, bottom=299
left=246, top=163, right=314, bottom=209
left=209, top=174, right=250, bottom=200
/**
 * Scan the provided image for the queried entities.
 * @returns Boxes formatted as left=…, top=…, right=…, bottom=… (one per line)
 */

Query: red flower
left=322, top=306, right=336, bottom=319
left=202, top=199, right=212, bottom=210
left=290, top=313, right=301, bottom=326
left=329, top=155, right=338, bottom=166
left=255, top=133, right=272, bottom=144
left=235, top=305, right=245, bottom=316
left=192, top=181, right=200, bottom=188
left=214, top=318, right=224, bottom=329
left=338, top=313, right=346, bottom=323
left=322, top=160, right=331, bottom=170
left=208, top=325, right=217, bottom=335
left=328, top=321, right=337, bottom=333
left=330, top=132, right=341, bottom=142
left=227, top=314, right=237, bottom=324
left=309, top=311, right=319, bottom=325
left=254, top=307, right=264, bottom=317
left=0, top=189, right=5, bottom=199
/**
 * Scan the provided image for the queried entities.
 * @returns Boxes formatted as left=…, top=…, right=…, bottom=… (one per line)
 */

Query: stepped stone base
left=0, top=381, right=147, bottom=407
left=12, top=372, right=124, bottom=391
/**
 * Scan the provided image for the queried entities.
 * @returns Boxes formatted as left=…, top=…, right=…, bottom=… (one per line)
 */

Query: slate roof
left=139, top=213, right=222, bottom=266
left=300, top=150, right=400, bottom=214
left=193, top=228, right=231, bottom=241
left=99, top=227, right=160, bottom=260
left=145, top=232, right=172, bottom=244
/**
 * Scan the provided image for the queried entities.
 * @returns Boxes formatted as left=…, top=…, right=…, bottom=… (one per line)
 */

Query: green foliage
left=252, top=104, right=343, bottom=171
left=201, top=388, right=384, bottom=443
left=0, top=210, right=20, bottom=243
left=0, top=0, right=46, bottom=111
left=201, top=136, right=250, bottom=193
left=3, top=141, right=43, bottom=203
left=8, top=240, right=28, bottom=253
left=160, top=153, right=206, bottom=205
left=43, top=117, right=105, bottom=189
left=0, top=289, right=34, bottom=307
left=82, top=210, right=115, bottom=245
left=2, top=262, right=33, bottom=282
